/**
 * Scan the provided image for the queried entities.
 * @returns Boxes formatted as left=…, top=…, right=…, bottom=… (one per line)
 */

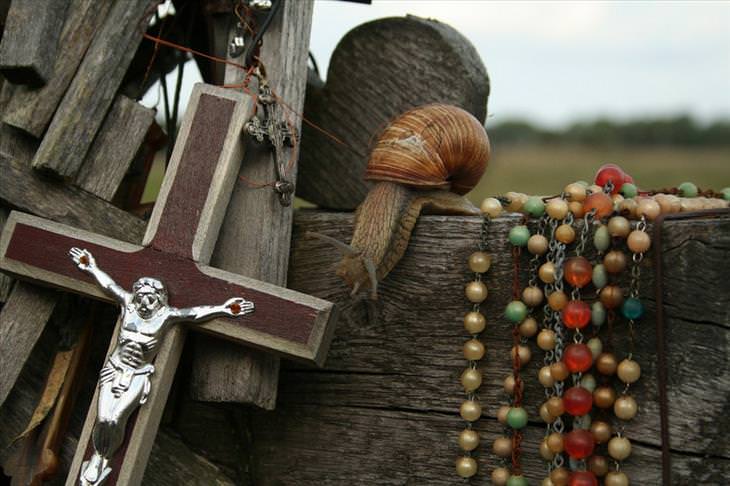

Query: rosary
left=455, top=164, right=730, bottom=485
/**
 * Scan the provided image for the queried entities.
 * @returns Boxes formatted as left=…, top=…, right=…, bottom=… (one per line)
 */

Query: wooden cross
left=0, top=84, right=337, bottom=485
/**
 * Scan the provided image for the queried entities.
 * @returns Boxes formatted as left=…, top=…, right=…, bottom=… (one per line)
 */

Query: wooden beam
left=0, top=0, right=69, bottom=87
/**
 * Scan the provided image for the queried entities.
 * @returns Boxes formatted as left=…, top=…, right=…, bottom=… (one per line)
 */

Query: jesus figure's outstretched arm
left=69, top=247, right=130, bottom=304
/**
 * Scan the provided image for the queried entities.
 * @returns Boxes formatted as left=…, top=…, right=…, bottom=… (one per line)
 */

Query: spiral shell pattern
left=365, top=104, right=490, bottom=195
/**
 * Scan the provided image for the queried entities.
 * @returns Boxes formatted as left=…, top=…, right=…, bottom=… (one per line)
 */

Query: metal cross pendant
left=245, top=78, right=296, bottom=206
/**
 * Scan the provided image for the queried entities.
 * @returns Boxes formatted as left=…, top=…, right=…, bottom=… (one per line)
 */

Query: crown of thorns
left=132, top=277, right=167, bottom=299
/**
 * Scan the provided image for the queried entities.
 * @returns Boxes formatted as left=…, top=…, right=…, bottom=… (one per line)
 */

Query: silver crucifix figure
left=68, top=248, right=254, bottom=486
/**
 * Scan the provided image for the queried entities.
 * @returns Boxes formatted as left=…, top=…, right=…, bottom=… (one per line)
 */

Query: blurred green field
left=466, top=144, right=730, bottom=203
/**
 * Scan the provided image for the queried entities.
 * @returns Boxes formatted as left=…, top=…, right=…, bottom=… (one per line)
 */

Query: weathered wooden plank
left=2, top=0, right=115, bottom=138
left=0, top=0, right=69, bottom=86
left=189, top=0, right=315, bottom=405
left=31, top=0, right=153, bottom=177
left=297, top=15, right=489, bottom=210
left=0, top=206, right=12, bottom=302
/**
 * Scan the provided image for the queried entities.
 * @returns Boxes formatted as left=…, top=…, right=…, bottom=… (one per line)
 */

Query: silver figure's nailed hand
left=223, top=297, right=255, bottom=317
left=70, top=247, right=96, bottom=271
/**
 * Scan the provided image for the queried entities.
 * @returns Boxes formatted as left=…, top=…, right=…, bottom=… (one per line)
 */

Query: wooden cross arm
left=0, top=211, right=338, bottom=366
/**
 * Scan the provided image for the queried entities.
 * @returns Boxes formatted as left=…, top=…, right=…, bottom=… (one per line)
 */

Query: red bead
left=594, top=164, right=625, bottom=194
left=564, top=429, right=596, bottom=459
left=568, top=470, right=598, bottom=486
left=563, top=343, right=593, bottom=372
left=564, top=386, right=593, bottom=416
left=564, top=256, right=592, bottom=288
left=562, top=300, right=591, bottom=329
left=583, top=192, right=614, bottom=218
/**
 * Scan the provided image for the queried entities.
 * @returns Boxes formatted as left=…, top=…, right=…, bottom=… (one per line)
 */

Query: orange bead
left=583, top=192, right=614, bottom=219
left=564, top=256, right=592, bottom=288
left=556, top=224, right=576, bottom=244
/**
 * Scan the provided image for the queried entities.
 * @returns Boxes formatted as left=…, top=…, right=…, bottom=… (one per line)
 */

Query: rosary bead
left=562, top=300, right=591, bottom=329
left=542, top=478, right=556, bottom=486
left=588, top=184, right=604, bottom=195
left=519, top=316, right=539, bottom=337
left=678, top=181, right=698, bottom=198
left=493, top=436, right=513, bottom=457
left=564, top=256, right=593, bottom=288
left=569, top=200, right=585, bottom=218
left=539, top=262, right=557, bottom=283
left=556, top=223, right=576, bottom=244
left=461, top=368, right=482, bottom=392
left=595, top=164, right=626, bottom=193
left=540, top=438, right=556, bottom=459
left=548, top=290, right=568, bottom=311
left=618, top=198, right=638, bottom=218
left=492, top=467, right=510, bottom=485
left=464, top=311, right=486, bottom=334
left=528, top=234, right=550, bottom=255
left=722, top=187, right=730, bottom=201
left=550, top=466, right=570, bottom=486
left=564, top=343, right=593, bottom=372
left=587, top=337, right=603, bottom=358
left=621, top=297, right=644, bottom=320
left=511, top=345, right=532, bottom=366
left=466, top=281, right=488, bottom=303
left=599, top=285, right=623, bottom=309
left=591, top=420, right=613, bottom=444
left=593, top=225, right=611, bottom=252
left=463, top=339, right=485, bottom=360
left=547, top=432, right=565, bottom=453
left=655, top=193, right=681, bottom=213
left=608, top=216, right=631, bottom=238
left=608, top=436, right=632, bottom=461
left=498, top=405, right=511, bottom=424
left=604, top=471, right=630, bottom=486
left=591, top=301, right=606, bottom=326
left=460, top=400, right=482, bottom=421
left=603, top=250, right=627, bottom=274
left=538, top=329, right=557, bottom=350
left=522, top=286, right=544, bottom=307
left=593, top=385, right=616, bottom=409
left=469, top=251, right=492, bottom=273
left=550, top=361, right=571, bottom=381
left=524, top=196, right=546, bottom=217
left=547, top=197, right=570, bottom=219
left=617, top=359, right=641, bottom=383
left=546, top=396, right=565, bottom=417
left=564, top=386, right=593, bottom=416
left=591, top=264, right=608, bottom=289
left=508, top=225, right=531, bottom=246
left=505, top=192, right=528, bottom=212
left=568, top=471, right=598, bottom=486
left=583, top=192, right=614, bottom=218
left=481, top=197, right=504, bottom=217
left=539, top=366, right=556, bottom=387
left=580, top=373, right=597, bottom=392
left=504, top=374, right=524, bottom=395
left=588, top=454, right=609, bottom=477
left=614, top=394, right=638, bottom=420
left=507, top=475, right=529, bottom=486
left=620, top=182, right=638, bottom=198
left=455, top=456, right=477, bottom=478
left=540, top=402, right=556, bottom=423
left=596, top=352, right=618, bottom=375
left=565, top=182, right=588, bottom=202
left=505, top=300, right=528, bottom=322
left=636, top=197, right=661, bottom=220
left=507, top=407, right=528, bottom=429
left=626, top=230, right=651, bottom=253
left=459, top=429, right=480, bottom=451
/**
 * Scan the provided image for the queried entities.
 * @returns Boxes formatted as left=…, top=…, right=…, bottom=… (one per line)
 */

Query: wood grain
left=190, top=0, right=315, bottom=405
left=0, top=0, right=69, bottom=86
left=296, top=15, right=490, bottom=210
left=2, top=0, right=114, bottom=137
left=31, top=0, right=153, bottom=177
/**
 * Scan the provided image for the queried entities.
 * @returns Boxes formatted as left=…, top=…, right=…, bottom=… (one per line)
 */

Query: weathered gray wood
left=75, top=96, right=154, bottom=200
left=31, top=0, right=153, bottom=177
left=189, top=0, right=315, bottom=405
left=0, top=206, right=12, bottom=302
left=2, top=0, right=114, bottom=137
left=0, top=0, right=69, bottom=86
left=217, top=211, right=728, bottom=484
left=297, top=15, right=490, bottom=210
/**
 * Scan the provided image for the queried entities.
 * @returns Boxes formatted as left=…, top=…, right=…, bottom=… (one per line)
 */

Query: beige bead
left=607, top=216, right=631, bottom=238
left=604, top=250, right=627, bottom=274
left=540, top=438, right=555, bottom=460
left=612, top=194, right=624, bottom=210
left=511, top=344, right=531, bottom=366
left=542, top=478, right=556, bottom=486
left=636, top=197, right=661, bottom=220
left=493, top=436, right=513, bottom=457
left=539, top=365, right=556, bottom=387
left=458, top=429, right=480, bottom=451
left=627, top=230, right=651, bottom=253
left=504, top=374, right=524, bottom=395
left=522, top=286, right=544, bottom=307
left=505, top=192, right=528, bottom=212
left=587, top=337, right=603, bottom=358
left=569, top=200, right=585, bottom=218
left=491, top=467, right=510, bottom=485
left=591, top=420, right=613, bottom=444
left=546, top=396, right=565, bottom=417
left=588, top=184, right=603, bottom=195
left=461, top=368, right=482, bottom=392
left=555, top=224, right=575, bottom=244
left=540, top=402, right=555, bottom=423
left=666, top=194, right=682, bottom=213
left=617, top=359, right=641, bottom=384
left=481, top=197, right=503, bottom=218
left=455, top=456, right=477, bottom=478
left=605, top=471, right=630, bottom=486
left=654, top=194, right=674, bottom=214
left=464, top=339, right=486, bottom=361
left=614, top=394, right=638, bottom=420
left=537, top=329, right=557, bottom=351
left=596, top=352, right=618, bottom=376
left=618, top=198, right=638, bottom=218
left=528, top=234, right=549, bottom=255
left=594, top=385, right=616, bottom=409
left=464, top=311, right=486, bottom=334
left=497, top=405, right=511, bottom=424
left=546, top=432, right=564, bottom=453
left=608, top=436, right=632, bottom=460
left=460, top=400, right=482, bottom=421
left=465, top=281, right=488, bottom=303
left=550, top=467, right=570, bottom=486
left=546, top=198, right=569, bottom=219
left=469, top=251, right=492, bottom=273
left=519, top=316, right=539, bottom=337
left=539, top=262, right=556, bottom=283
left=548, top=290, right=567, bottom=311
left=565, top=182, right=587, bottom=202
left=550, top=361, right=570, bottom=381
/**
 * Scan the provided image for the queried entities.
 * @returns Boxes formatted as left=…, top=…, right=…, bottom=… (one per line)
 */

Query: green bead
left=621, top=297, right=644, bottom=320
left=620, top=182, right=638, bottom=198
left=593, top=225, right=610, bottom=252
left=580, top=373, right=597, bottom=392
left=721, top=187, right=730, bottom=201
left=678, top=181, right=698, bottom=198
left=523, top=196, right=545, bottom=218
left=507, top=475, right=529, bottom=486
left=506, top=407, right=528, bottom=429
left=592, top=301, right=606, bottom=326
left=508, top=225, right=530, bottom=247
left=592, top=264, right=608, bottom=289
left=505, top=300, right=528, bottom=323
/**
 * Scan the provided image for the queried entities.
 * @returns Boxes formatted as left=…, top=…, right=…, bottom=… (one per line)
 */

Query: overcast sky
left=309, top=0, right=730, bottom=128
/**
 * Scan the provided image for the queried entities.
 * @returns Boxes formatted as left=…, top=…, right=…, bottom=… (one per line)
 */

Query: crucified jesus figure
left=69, top=248, right=255, bottom=486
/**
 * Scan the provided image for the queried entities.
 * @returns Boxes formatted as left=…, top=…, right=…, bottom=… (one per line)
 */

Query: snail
left=309, top=104, right=490, bottom=299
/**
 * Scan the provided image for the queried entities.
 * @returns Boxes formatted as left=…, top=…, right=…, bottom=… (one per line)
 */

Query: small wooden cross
left=0, top=84, right=337, bottom=485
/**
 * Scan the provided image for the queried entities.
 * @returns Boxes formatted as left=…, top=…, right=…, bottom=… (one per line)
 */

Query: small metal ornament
left=229, top=21, right=247, bottom=58
left=69, top=248, right=254, bottom=486
left=248, top=0, right=273, bottom=10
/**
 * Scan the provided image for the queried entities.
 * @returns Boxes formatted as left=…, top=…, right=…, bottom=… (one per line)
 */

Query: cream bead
left=493, top=436, right=513, bottom=457
left=519, top=316, right=539, bottom=337
left=511, top=344, right=531, bottom=366
left=546, top=198, right=569, bottom=219
left=528, top=234, right=549, bottom=255
left=540, top=402, right=555, bottom=423
left=539, top=366, right=556, bottom=387
left=469, top=251, right=492, bottom=273
left=608, top=436, right=632, bottom=460
left=537, top=329, right=557, bottom=350
left=618, top=198, right=638, bottom=218
left=491, top=467, right=510, bottom=485
left=461, top=368, right=482, bottom=392
left=464, top=339, right=486, bottom=361
left=541, top=478, right=556, bottom=486
left=587, top=337, right=603, bottom=359
left=464, top=311, right=486, bottom=334
left=607, top=216, right=631, bottom=238
left=627, top=230, right=651, bottom=253
left=546, top=432, right=564, bottom=453
left=565, top=182, right=587, bottom=202
left=539, top=262, right=557, bottom=283
left=460, top=400, right=482, bottom=421
left=481, top=197, right=503, bottom=218
left=458, top=429, right=480, bottom=451
left=605, top=471, right=630, bottom=486
left=636, top=197, right=661, bottom=220
left=455, top=456, right=477, bottom=478
left=546, top=396, right=564, bottom=417
left=555, top=224, right=575, bottom=244
left=569, top=200, right=585, bottom=218
left=465, top=281, right=488, bottom=303
left=588, top=184, right=603, bottom=195
left=505, top=192, right=528, bottom=212
left=540, top=438, right=555, bottom=460
left=497, top=405, right=511, bottom=424
left=504, top=374, right=523, bottom=395
left=617, top=359, right=641, bottom=383
left=614, top=395, right=638, bottom=420
left=522, top=286, right=544, bottom=307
